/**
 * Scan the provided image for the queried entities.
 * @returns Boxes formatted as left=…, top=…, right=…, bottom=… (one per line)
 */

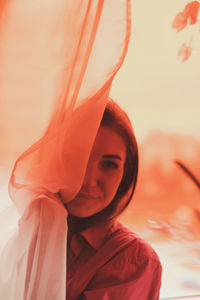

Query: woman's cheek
left=110, top=170, right=124, bottom=185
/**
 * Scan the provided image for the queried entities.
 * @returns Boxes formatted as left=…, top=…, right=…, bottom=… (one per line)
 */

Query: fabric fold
left=0, top=1, right=131, bottom=299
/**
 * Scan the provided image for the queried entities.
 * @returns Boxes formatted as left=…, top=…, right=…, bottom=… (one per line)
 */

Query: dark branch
left=174, top=160, right=200, bottom=190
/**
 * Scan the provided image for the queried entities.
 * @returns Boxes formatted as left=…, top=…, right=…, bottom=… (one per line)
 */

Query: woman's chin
left=66, top=199, right=100, bottom=218
left=66, top=203, right=101, bottom=218
left=67, top=209, right=94, bottom=218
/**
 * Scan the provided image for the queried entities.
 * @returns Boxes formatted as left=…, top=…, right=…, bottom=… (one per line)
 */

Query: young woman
left=59, top=100, right=162, bottom=300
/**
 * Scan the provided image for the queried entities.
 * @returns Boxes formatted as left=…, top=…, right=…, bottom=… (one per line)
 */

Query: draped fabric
left=0, top=1, right=131, bottom=299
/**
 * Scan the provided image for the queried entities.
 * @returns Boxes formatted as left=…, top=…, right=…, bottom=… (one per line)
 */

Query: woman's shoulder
left=87, top=220, right=162, bottom=291
left=108, top=220, right=161, bottom=268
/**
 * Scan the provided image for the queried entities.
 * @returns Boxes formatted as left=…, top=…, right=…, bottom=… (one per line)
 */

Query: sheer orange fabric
left=0, top=1, right=131, bottom=299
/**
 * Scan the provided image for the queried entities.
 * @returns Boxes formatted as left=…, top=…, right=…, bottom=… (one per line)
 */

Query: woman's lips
left=76, top=192, right=101, bottom=199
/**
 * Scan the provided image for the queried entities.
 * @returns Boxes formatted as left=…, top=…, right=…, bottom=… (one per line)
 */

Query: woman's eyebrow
left=102, top=154, right=122, bottom=160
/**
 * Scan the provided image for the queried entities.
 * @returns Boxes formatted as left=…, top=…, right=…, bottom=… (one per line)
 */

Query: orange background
left=110, top=0, right=200, bottom=233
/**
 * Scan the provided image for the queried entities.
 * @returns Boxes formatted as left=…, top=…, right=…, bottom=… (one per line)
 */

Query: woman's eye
left=100, top=160, right=118, bottom=170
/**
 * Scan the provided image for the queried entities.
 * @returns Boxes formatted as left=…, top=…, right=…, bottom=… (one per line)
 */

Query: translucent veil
left=0, top=0, right=131, bottom=299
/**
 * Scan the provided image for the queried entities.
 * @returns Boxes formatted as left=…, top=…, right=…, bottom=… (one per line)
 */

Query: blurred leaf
left=172, top=12, right=188, bottom=32
left=178, top=43, right=192, bottom=62
left=183, top=1, right=200, bottom=25
left=172, top=1, right=200, bottom=32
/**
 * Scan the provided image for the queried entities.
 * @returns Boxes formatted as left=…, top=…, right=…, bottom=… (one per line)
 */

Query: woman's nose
left=82, top=161, right=100, bottom=189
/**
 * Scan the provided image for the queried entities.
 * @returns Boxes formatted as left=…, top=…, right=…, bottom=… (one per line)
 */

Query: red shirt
left=67, top=220, right=162, bottom=300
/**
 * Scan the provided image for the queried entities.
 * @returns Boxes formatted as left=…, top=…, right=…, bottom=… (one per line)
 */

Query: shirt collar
left=80, top=220, right=114, bottom=250
left=69, top=219, right=116, bottom=257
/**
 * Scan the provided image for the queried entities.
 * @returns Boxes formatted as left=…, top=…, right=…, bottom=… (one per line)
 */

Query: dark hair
left=98, top=100, right=138, bottom=220
left=67, top=100, right=139, bottom=229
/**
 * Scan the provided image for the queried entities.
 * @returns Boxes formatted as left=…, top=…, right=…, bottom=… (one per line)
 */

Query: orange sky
left=111, top=0, right=200, bottom=141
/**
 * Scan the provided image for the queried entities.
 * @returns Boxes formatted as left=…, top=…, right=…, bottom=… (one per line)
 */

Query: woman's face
left=65, top=126, right=126, bottom=217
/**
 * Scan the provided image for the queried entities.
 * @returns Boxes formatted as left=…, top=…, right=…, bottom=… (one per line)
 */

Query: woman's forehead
left=91, top=126, right=126, bottom=158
